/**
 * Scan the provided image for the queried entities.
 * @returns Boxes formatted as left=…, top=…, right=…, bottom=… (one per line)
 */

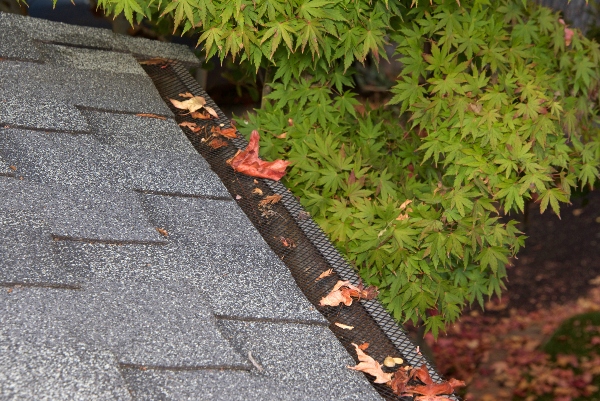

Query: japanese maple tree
left=77, top=0, right=600, bottom=335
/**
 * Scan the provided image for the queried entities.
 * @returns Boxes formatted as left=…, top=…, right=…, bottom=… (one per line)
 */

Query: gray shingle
left=55, top=241, right=325, bottom=322
left=121, top=369, right=309, bottom=401
left=1, top=284, right=249, bottom=368
left=0, top=209, right=75, bottom=285
left=0, top=60, right=173, bottom=116
left=141, top=195, right=265, bottom=246
left=0, top=21, right=42, bottom=61
left=0, top=96, right=89, bottom=132
left=0, top=155, right=13, bottom=175
left=183, top=244, right=327, bottom=322
left=83, top=111, right=196, bottom=154
left=40, top=44, right=147, bottom=75
left=217, top=320, right=383, bottom=401
left=0, top=177, right=160, bottom=243
left=0, top=336, right=132, bottom=401
left=46, top=185, right=163, bottom=243
left=0, top=129, right=124, bottom=189
left=0, top=12, right=198, bottom=64
left=0, top=176, right=53, bottom=212
left=106, top=147, right=230, bottom=197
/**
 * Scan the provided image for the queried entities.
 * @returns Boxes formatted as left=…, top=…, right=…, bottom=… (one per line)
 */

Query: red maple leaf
left=228, top=130, right=290, bottom=181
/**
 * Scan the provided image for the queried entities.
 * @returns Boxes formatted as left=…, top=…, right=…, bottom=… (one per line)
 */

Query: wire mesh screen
left=140, top=59, right=460, bottom=401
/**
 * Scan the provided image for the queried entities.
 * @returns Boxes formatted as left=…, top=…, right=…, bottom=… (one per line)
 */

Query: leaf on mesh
left=347, top=343, right=393, bottom=384
left=228, top=130, right=290, bottom=180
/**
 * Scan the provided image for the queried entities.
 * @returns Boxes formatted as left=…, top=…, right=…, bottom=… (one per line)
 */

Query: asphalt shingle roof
left=0, top=11, right=384, bottom=401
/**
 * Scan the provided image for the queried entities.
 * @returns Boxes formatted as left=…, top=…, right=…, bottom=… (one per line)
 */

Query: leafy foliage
left=89, top=0, right=600, bottom=334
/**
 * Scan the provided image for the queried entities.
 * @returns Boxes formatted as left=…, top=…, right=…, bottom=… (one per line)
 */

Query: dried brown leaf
left=178, top=121, right=202, bottom=133
left=358, top=342, right=369, bottom=351
left=252, top=188, right=264, bottom=196
left=156, top=227, right=168, bottom=237
left=258, top=194, right=282, bottom=207
left=204, top=105, right=219, bottom=118
left=170, top=96, right=206, bottom=113
left=211, top=126, right=237, bottom=139
left=191, top=111, right=212, bottom=120
left=228, top=130, right=290, bottom=181
left=278, top=236, right=296, bottom=248
left=315, top=268, right=334, bottom=282
left=319, top=280, right=378, bottom=307
left=208, top=138, right=228, bottom=149
left=9, top=165, right=17, bottom=171
left=334, top=322, right=354, bottom=330
left=405, top=365, right=465, bottom=400
left=178, top=92, right=194, bottom=98
left=136, top=113, right=167, bottom=120
left=139, top=57, right=169, bottom=65
left=388, top=368, right=410, bottom=395
left=347, top=343, right=393, bottom=384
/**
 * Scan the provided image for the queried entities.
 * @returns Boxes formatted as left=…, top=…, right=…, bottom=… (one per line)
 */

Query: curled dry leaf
left=252, top=188, right=263, bottom=195
left=9, top=165, right=17, bottom=171
left=358, top=342, right=369, bottom=351
left=334, top=322, right=354, bottom=330
left=258, top=194, right=282, bottom=207
left=178, top=92, right=194, bottom=98
left=315, top=268, right=334, bottom=282
left=388, top=367, right=410, bottom=395
left=136, top=113, right=166, bottom=120
left=179, top=121, right=202, bottom=133
left=208, top=138, right=228, bottom=149
left=170, top=96, right=206, bottom=113
left=204, top=106, right=219, bottom=119
left=348, top=343, right=393, bottom=384
left=139, top=57, right=169, bottom=65
left=319, top=280, right=379, bottom=307
left=228, top=130, right=290, bottom=181
left=211, top=125, right=237, bottom=139
left=276, top=132, right=287, bottom=139
left=405, top=365, right=465, bottom=400
left=278, top=236, right=296, bottom=248
left=156, top=227, right=168, bottom=237
left=191, top=111, right=212, bottom=120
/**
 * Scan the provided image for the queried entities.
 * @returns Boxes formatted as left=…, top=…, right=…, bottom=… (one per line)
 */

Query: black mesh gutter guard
left=140, top=59, right=460, bottom=401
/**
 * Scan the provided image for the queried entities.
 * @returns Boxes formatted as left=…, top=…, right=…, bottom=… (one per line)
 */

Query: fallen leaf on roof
left=252, top=188, right=263, bottom=196
left=208, top=138, right=228, bottom=149
left=348, top=343, right=393, bottom=384
left=315, top=268, right=334, bottom=282
left=404, top=365, right=465, bottom=400
left=319, top=280, right=378, bottom=307
left=156, top=228, right=169, bottom=237
left=204, top=106, right=219, bottom=119
left=228, top=130, right=290, bottom=180
left=191, top=111, right=212, bottom=120
left=278, top=236, right=296, bottom=248
left=388, top=367, right=410, bottom=395
left=139, top=57, right=169, bottom=65
left=236, top=195, right=242, bottom=200
left=358, top=342, right=369, bottom=351
left=211, top=126, right=237, bottom=139
left=135, top=113, right=166, bottom=120
left=9, top=165, right=17, bottom=171
left=179, top=92, right=194, bottom=98
left=258, top=194, right=282, bottom=207
left=170, top=96, right=206, bottom=113
left=335, top=322, right=354, bottom=330
left=178, top=121, right=202, bottom=133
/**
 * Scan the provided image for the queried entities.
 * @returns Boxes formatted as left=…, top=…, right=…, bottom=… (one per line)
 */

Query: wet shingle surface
left=0, top=11, right=384, bottom=401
